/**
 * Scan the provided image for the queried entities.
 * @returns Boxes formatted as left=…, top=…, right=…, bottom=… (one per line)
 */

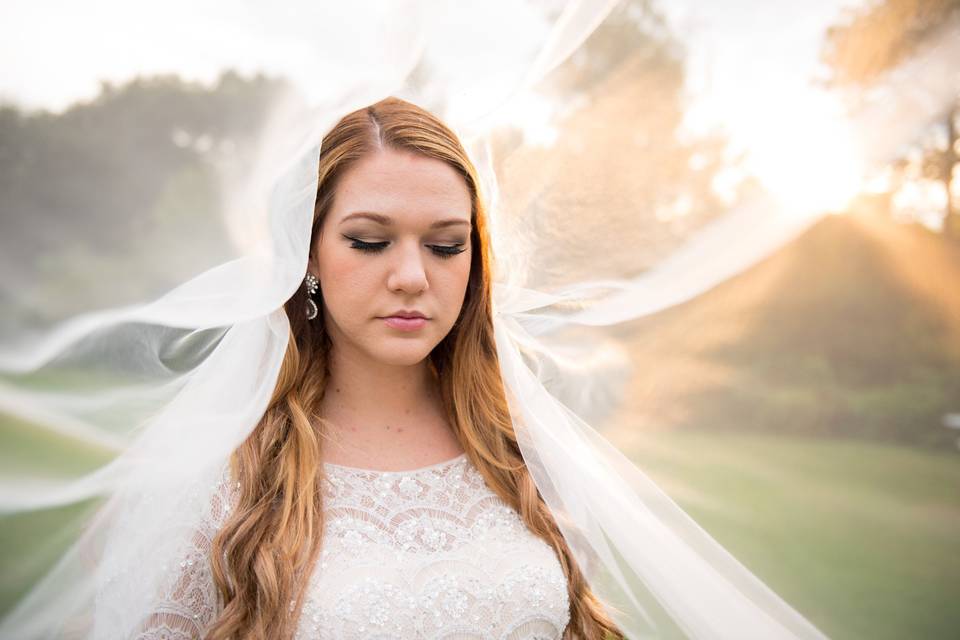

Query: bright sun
left=745, top=92, right=865, bottom=217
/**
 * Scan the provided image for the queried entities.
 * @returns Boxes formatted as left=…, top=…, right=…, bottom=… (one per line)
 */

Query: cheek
left=317, top=247, right=376, bottom=318
left=436, top=255, right=472, bottom=312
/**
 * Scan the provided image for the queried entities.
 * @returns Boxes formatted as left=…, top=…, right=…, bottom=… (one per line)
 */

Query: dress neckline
left=322, top=452, right=468, bottom=475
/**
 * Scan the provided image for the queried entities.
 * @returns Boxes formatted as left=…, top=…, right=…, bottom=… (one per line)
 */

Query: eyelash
left=345, top=236, right=466, bottom=259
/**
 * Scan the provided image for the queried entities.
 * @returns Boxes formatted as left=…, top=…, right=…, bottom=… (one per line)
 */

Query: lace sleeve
left=130, top=466, right=240, bottom=640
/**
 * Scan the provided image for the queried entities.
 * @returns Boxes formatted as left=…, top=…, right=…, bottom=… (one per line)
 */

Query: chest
left=292, top=457, right=571, bottom=639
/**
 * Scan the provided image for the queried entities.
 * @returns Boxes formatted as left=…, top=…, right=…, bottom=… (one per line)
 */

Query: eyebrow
left=339, top=211, right=470, bottom=229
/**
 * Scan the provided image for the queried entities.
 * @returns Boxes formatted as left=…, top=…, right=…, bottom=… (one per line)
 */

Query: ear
left=306, top=234, right=320, bottom=279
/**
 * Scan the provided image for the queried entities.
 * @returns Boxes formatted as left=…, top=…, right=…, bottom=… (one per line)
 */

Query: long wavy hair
left=207, top=96, right=624, bottom=640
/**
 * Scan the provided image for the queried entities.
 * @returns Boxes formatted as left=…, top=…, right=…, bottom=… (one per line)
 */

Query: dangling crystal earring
left=303, top=273, right=319, bottom=320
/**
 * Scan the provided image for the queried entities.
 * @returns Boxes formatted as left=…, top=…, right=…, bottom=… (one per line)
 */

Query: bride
left=132, top=96, right=621, bottom=639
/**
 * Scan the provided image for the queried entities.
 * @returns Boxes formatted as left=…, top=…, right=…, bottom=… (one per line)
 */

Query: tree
left=490, top=0, right=731, bottom=288
left=821, top=0, right=960, bottom=237
left=0, top=71, right=297, bottom=329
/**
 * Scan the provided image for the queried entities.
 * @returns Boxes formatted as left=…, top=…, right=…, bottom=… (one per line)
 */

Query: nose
left=386, top=241, right=428, bottom=294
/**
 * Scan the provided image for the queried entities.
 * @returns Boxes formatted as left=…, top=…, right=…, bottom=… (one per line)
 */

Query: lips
left=386, top=309, right=427, bottom=319
left=382, top=315, right=428, bottom=331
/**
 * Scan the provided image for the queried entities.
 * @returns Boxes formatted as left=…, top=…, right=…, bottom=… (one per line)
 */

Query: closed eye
left=344, top=236, right=466, bottom=259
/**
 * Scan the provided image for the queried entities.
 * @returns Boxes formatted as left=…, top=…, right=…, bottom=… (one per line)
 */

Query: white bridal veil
left=1, top=0, right=953, bottom=638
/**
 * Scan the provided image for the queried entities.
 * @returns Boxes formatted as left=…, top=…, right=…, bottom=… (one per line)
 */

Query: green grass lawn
left=619, top=428, right=960, bottom=640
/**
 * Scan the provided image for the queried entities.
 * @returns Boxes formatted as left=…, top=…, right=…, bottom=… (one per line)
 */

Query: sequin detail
left=135, top=454, right=571, bottom=639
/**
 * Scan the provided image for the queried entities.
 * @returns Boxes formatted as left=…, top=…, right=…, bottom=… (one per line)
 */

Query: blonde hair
left=207, top=96, right=624, bottom=640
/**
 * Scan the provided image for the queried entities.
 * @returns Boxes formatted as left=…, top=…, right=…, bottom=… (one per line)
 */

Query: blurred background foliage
left=0, top=71, right=295, bottom=333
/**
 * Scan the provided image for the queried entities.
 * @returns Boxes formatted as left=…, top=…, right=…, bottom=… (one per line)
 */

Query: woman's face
left=309, top=147, right=473, bottom=367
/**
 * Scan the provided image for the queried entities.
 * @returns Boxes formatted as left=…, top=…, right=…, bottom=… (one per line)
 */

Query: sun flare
left=746, top=93, right=865, bottom=217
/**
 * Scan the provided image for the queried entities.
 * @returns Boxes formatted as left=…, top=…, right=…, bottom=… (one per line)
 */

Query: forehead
left=330, top=148, right=472, bottom=225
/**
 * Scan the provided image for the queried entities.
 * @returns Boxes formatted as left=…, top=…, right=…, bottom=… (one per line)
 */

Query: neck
left=320, top=342, right=443, bottom=435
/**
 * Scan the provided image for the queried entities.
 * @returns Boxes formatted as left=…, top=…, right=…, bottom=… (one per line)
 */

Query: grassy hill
left=598, top=211, right=960, bottom=639
left=609, top=211, right=960, bottom=449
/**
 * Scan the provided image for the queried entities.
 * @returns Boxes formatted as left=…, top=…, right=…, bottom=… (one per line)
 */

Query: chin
left=376, top=352, right=434, bottom=367
left=369, top=340, right=438, bottom=367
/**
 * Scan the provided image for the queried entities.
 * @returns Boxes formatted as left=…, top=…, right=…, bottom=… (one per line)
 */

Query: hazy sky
left=0, top=0, right=871, bottom=212
left=1, top=0, right=858, bottom=112
left=0, top=0, right=405, bottom=110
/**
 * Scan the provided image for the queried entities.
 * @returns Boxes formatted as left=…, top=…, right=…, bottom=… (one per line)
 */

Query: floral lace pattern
left=134, top=454, right=570, bottom=639
left=124, top=470, right=239, bottom=640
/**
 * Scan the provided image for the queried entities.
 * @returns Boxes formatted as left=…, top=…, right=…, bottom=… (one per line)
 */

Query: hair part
left=206, top=96, right=624, bottom=640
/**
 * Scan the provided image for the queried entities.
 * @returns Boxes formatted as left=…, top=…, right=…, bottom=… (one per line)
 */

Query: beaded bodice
left=133, top=453, right=571, bottom=639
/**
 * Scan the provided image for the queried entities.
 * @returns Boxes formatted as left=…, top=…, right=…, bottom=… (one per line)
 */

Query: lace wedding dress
left=131, top=453, right=571, bottom=639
